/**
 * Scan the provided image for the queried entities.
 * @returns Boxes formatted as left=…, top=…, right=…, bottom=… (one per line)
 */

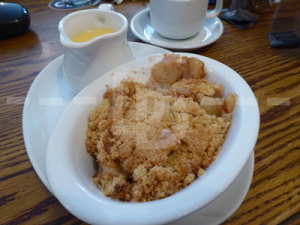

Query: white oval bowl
left=46, top=53, right=260, bottom=225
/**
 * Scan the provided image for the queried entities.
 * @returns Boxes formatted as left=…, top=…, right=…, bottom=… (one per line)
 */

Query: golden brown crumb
left=86, top=54, right=236, bottom=202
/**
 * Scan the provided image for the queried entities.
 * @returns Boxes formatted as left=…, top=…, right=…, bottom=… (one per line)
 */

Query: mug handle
left=98, top=3, right=114, bottom=11
left=206, top=0, right=223, bottom=19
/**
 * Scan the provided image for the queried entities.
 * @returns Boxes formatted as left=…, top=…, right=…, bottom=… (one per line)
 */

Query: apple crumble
left=86, top=54, right=237, bottom=202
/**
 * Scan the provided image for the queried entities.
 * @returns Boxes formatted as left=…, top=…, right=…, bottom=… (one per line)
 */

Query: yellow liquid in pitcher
left=71, top=28, right=115, bottom=43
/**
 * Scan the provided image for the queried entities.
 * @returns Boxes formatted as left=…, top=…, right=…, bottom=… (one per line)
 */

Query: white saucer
left=130, top=9, right=224, bottom=51
left=23, top=42, right=253, bottom=224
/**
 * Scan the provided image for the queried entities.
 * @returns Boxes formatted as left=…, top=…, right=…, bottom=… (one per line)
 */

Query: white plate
left=46, top=53, right=259, bottom=225
left=22, top=42, right=172, bottom=195
left=130, top=9, right=224, bottom=51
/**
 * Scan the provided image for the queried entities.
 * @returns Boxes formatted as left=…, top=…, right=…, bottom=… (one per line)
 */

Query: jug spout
left=59, top=23, right=75, bottom=48
left=58, top=19, right=97, bottom=49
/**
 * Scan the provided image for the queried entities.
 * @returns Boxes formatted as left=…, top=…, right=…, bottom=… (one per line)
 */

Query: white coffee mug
left=150, top=0, right=223, bottom=39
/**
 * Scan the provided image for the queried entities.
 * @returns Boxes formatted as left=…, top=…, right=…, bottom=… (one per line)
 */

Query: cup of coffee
left=150, top=0, right=223, bottom=39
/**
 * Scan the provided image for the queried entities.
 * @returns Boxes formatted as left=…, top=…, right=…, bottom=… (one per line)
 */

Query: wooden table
left=1, top=0, right=300, bottom=224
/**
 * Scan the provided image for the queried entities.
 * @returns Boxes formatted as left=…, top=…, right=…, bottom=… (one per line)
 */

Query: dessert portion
left=86, top=54, right=237, bottom=202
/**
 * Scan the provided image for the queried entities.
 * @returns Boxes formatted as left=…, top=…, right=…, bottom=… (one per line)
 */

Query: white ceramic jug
left=59, top=4, right=135, bottom=93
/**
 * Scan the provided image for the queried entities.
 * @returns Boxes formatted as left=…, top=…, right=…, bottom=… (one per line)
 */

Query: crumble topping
left=86, top=54, right=237, bottom=202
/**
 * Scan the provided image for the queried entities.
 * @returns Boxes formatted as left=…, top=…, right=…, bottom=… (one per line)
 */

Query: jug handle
left=98, top=3, right=114, bottom=11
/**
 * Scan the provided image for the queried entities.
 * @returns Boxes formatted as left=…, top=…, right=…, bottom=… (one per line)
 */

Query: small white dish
left=46, top=53, right=259, bottom=225
left=23, top=42, right=255, bottom=224
left=130, top=9, right=224, bottom=51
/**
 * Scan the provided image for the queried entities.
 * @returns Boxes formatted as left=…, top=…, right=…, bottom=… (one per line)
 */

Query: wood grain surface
left=1, top=0, right=300, bottom=224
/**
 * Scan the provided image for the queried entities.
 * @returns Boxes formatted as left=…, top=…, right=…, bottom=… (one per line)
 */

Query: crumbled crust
left=86, top=54, right=236, bottom=202
left=170, top=78, right=223, bottom=100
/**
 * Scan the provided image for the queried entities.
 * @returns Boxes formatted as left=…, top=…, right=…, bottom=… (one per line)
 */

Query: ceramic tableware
left=150, top=0, right=223, bottom=39
left=23, top=44, right=255, bottom=225
left=46, top=53, right=260, bottom=225
left=130, top=9, right=224, bottom=51
left=59, top=4, right=134, bottom=93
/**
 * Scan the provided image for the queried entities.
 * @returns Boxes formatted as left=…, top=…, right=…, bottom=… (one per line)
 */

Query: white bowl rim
left=46, top=53, right=260, bottom=225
